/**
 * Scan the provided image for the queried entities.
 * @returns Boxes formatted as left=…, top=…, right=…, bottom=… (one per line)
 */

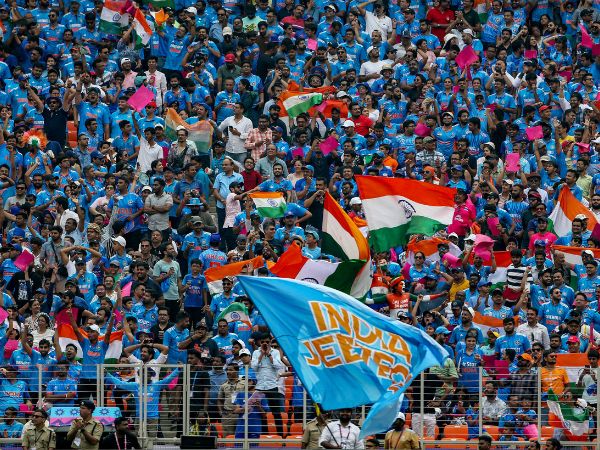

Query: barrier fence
left=1, top=363, right=600, bottom=448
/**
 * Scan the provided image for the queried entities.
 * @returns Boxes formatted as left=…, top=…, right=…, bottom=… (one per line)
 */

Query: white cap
left=336, top=90, right=349, bottom=98
left=465, top=234, right=476, bottom=242
left=540, top=155, right=551, bottom=162
left=483, top=141, right=495, bottom=150
left=575, top=214, right=588, bottom=220
left=176, top=125, right=187, bottom=131
left=112, top=236, right=127, bottom=247
left=583, top=250, right=595, bottom=257
left=366, top=46, right=378, bottom=54
left=141, top=185, right=153, bottom=192
left=185, top=6, right=197, bottom=13
left=503, top=179, right=514, bottom=185
left=443, top=34, right=455, bottom=44
left=239, top=349, right=251, bottom=357
left=462, top=29, right=474, bottom=36
left=222, top=26, right=233, bottom=36
left=87, top=324, right=101, bottom=332
left=342, top=119, right=355, bottom=128
left=120, top=57, right=131, bottom=65
left=448, top=232, right=459, bottom=239
left=395, top=412, right=406, bottom=421
left=350, top=197, right=362, bottom=206
left=464, top=306, right=475, bottom=317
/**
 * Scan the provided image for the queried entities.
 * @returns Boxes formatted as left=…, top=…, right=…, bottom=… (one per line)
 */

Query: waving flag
left=248, top=192, right=287, bottom=218
left=271, top=243, right=371, bottom=298
left=217, top=302, right=252, bottom=328
left=238, top=276, right=448, bottom=438
left=555, top=353, right=589, bottom=384
left=548, top=388, right=590, bottom=438
left=549, top=187, right=597, bottom=236
left=552, top=245, right=600, bottom=266
left=355, top=176, right=456, bottom=251
left=280, top=91, right=323, bottom=118
left=404, top=236, right=461, bottom=265
left=133, top=8, right=153, bottom=48
left=204, top=256, right=265, bottom=294
left=472, top=312, right=519, bottom=336
left=165, top=108, right=213, bottom=153
left=99, top=0, right=130, bottom=34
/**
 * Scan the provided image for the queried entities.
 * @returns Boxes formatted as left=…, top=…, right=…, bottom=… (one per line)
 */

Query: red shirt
left=351, top=115, right=374, bottom=136
left=241, top=169, right=262, bottom=190
left=426, top=7, right=455, bottom=41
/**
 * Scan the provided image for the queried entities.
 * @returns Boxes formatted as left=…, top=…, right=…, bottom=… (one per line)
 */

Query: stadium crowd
left=2, top=0, right=600, bottom=447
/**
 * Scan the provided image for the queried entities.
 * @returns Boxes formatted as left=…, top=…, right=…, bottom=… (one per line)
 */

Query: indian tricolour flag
left=133, top=9, right=153, bottom=49
left=404, top=236, right=461, bottom=265
left=553, top=245, right=600, bottom=266
left=249, top=192, right=286, bottom=218
left=355, top=176, right=456, bottom=252
left=99, top=0, right=129, bottom=34
left=205, top=256, right=265, bottom=295
left=472, top=312, right=519, bottom=336
left=56, top=322, right=123, bottom=363
left=217, top=302, right=252, bottom=328
left=322, top=192, right=372, bottom=298
left=548, top=388, right=590, bottom=439
left=270, top=242, right=371, bottom=297
left=165, top=108, right=213, bottom=153
left=279, top=91, right=323, bottom=118
left=549, top=187, right=597, bottom=237
left=555, top=353, right=589, bottom=384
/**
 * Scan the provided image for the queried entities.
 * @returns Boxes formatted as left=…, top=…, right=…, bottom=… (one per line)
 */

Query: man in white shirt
left=357, top=0, right=393, bottom=40
left=250, top=334, right=286, bottom=437
left=320, top=408, right=364, bottom=449
left=516, top=306, right=550, bottom=349
left=359, top=47, right=386, bottom=87
left=217, top=102, right=254, bottom=164
left=138, top=127, right=162, bottom=173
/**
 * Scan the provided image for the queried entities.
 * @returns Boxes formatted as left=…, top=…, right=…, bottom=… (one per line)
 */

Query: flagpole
left=244, top=366, right=249, bottom=448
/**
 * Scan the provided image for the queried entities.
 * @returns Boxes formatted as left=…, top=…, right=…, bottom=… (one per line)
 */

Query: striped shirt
left=506, top=264, right=534, bottom=291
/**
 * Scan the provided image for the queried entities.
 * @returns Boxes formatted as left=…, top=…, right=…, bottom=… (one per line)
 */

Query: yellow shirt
left=449, top=278, right=469, bottom=302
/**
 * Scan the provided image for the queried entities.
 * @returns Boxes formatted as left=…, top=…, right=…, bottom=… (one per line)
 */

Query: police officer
left=22, top=409, right=56, bottom=450
left=66, top=401, right=103, bottom=450
left=301, top=409, right=330, bottom=449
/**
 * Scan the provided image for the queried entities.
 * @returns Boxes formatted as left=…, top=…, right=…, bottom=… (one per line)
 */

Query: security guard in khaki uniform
left=218, top=362, right=242, bottom=437
left=22, top=409, right=56, bottom=450
left=301, top=410, right=330, bottom=449
left=66, top=401, right=104, bottom=450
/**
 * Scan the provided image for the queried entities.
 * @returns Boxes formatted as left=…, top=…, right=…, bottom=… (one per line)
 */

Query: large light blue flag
left=237, top=276, right=449, bottom=438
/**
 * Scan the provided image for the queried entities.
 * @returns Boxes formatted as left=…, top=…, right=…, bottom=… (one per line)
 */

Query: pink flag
left=319, top=136, right=338, bottom=155
left=473, top=234, right=494, bottom=261
left=593, top=44, right=600, bottom=57
left=505, top=153, right=521, bottom=172
left=577, top=142, right=590, bottom=153
left=524, top=49, right=537, bottom=59
left=0, top=307, right=8, bottom=323
left=307, top=38, right=318, bottom=51
left=455, top=45, right=478, bottom=69
left=452, top=85, right=460, bottom=94
left=14, top=247, right=34, bottom=271
left=581, top=24, right=594, bottom=48
left=292, top=147, right=305, bottom=158
left=414, top=122, right=431, bottom=137
left=487, top=217, right=501, bottom=237
left=121, top=281, right=132, bottom=297
left=558, top=70, right=572, bottom=82
left=525, top=126, right=543, bottom=140
left=127, top=85, right=155, bottom=112
left=488, top=103, right=497, bottom=112
left=442, top=252, right=461, bottom=268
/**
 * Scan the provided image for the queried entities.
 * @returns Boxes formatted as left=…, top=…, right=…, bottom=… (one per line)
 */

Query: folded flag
left=270, top=243, right=371, bottom=298
left=14, top=247, right=34, bottom=271
left=248, top=192, right=287, bottom=218
left=280, top=91, right=323, bottom=118
left=236, top=276, right=448, bottom=438
left=555, top=353, right=589, bottom=384
left=133, top=8, right=153, bottom=48
left=99, top=0, right=130, bottom=34
left=216, top=302, right=252, bottom=328
left=204, top=256, right=265, bottom=295
left=549, top=187, right=597, bottom=237
left=548, top=388, right=589, bottom=437
left=165, top=108, right=213, bottom=153
left=355, top=176, right=456, bottom=251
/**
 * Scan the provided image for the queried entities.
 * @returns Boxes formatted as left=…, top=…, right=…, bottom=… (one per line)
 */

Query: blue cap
left=534, top=239, right=547, bottom=247
left=209, top=233, right=221, bottom=244
left=10, top=244, right=22, bottom=252
left=302, top=164, right=314, bottom=172
left=477, top=280, right=492, bottom=288
left=187, top=198, right=201, bottom=206
left=91, top=151, right=104, bottom=159
left=435, top=326, right=451, bottom=335
left=284, top=211, right=297, bottom=218
left=374, top=150, right=384, bottom=157
left=10, top=227, right=25, bottom=238
left=451, top=165, right=463, bottom=171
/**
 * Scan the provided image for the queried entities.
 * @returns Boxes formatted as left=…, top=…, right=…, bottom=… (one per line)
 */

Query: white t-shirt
left=138, top=138, right=163, bottom=172
left=360, top=60, right=386, bottom=86
left=365, top=10, right=393, bottom=40
left=223, top=192, right=242, bottom=228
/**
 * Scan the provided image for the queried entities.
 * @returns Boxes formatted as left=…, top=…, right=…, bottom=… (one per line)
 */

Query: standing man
left=217, top=102, right=254, bottom=164
left=22, top=409, right=55, bottom=450
left=145, top=178, right=173, bottom=241
left=213, top=157, right=244, bottom=233
left=66, top=401, right=103, bottom=450
left=250, top=333, right=286, bottom=437
left=319, top=409, right=363, bottom=449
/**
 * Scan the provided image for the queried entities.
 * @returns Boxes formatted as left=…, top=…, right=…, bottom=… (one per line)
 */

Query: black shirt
left=101, top=431, right=141, bottom=449
left=42, top=106, right=68, bottom=146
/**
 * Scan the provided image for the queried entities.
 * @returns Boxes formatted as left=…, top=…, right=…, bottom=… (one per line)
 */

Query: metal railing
left=2, top=363, right=600, bottom=448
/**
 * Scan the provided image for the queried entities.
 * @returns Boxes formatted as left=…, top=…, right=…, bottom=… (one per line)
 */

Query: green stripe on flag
left=369, top=217, right=448, bottom=252
left=321, top=231, right=350, bottom=261
left=256, top=205, right=286, bottom=218
left=324, top=260, right=369, bottom=295
left=285, top=93, right=322, bottom=117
